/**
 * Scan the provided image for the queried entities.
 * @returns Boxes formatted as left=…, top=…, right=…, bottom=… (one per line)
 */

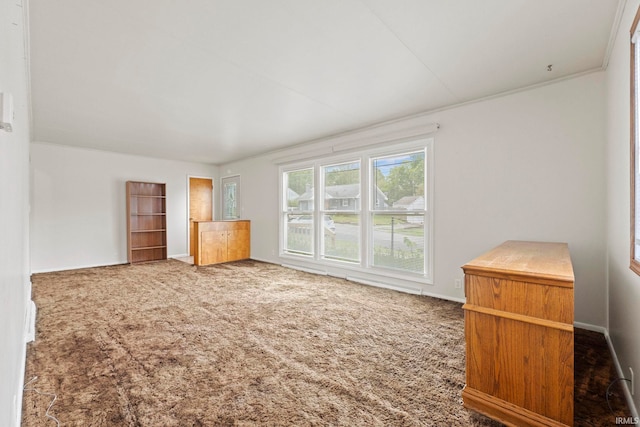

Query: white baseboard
left=15, top=343, right=27, bottom=427
left=281, top=263, right=328, bottom=275
left=31, top=260, right=128, bottom=274
left=573, top=321, right=606, bottom=333
left=25, top=300, right=36, bottom=343
left=16, top=299, right=34, bottom=426
left=604, top=329, right=639, bottom=419
left=573, top=321, right=638, bottom=417
left=345, top=275, right=422, bottom=295
left=169, top=253, right=189, bottom=259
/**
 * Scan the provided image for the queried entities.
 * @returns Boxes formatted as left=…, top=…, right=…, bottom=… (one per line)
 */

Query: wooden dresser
left=462, top=240, right=574, bottom=427
left=193, top=220, right=250, bottom=266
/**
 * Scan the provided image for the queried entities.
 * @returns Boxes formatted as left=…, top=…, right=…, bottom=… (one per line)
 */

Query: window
left=280, top=139, right=432, bottom=282
left=222, top=175, right=241, bottom=220
left=283, top=167, right=314, bottom=256
left=371, top=151, right=426, bottom=274
left=321, top=161, right=360, bottom=263
left=631, top=7, right=640, bottom=274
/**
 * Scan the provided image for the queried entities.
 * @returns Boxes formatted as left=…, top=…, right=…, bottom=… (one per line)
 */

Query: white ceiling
left=28, top=0, right=621, bottom=165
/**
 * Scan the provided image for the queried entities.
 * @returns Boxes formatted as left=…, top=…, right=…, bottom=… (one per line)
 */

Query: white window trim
left=280, top=165, right=315, bottom=258
left=278, top=137, right=434, bottom=285
left=320, top=159, right=362, bottom=264
left=631, top=15, right=640, bottom=274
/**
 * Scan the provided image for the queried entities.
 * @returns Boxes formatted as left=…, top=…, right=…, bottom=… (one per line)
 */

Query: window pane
left=321, top=161, right=360, bottom=262
left=371, top=214, right=425, bottom=274
left=223, top=182, right=237, bottom=219
left=323, top=161, right=360, bottom=212
left=285, top=168, right=314, bottom=212
left=284, top=168, right=314, bottom=255
left=285, top=213, right=313, bottom=255
left=322, top=214, right=360, bottom=263
left=372, top=151, right=425, bottom=210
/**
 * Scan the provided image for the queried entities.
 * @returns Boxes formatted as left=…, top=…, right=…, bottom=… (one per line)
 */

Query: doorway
left=189, top=177, right=213, bottom=256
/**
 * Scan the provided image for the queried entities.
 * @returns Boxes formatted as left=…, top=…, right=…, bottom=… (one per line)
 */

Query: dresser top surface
left=193, top=220, right=250, bottom=223
left=462, top=240, right=574, bottom=283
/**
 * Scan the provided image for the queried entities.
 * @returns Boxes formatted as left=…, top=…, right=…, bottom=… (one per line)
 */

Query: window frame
left=278, top=137, right=434, bottom=284
left=631, top=6, right=640, bottom=275
left=370, top=149, right=428, bottom=276
left=281, top=166, right=315, bottom=257
left=319, top=159, right=362, bottom=264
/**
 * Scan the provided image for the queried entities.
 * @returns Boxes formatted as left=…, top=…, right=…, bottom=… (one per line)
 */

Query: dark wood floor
left=575, top=328, right=631, bottom=426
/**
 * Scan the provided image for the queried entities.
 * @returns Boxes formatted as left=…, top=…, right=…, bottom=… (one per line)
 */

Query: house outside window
left=371, top=151, right=426, bottom=274
left=321, top=161, right=361, bottom=263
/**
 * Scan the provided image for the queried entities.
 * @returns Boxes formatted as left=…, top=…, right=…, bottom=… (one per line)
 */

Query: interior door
left=189, top=177, right=213, bottom=256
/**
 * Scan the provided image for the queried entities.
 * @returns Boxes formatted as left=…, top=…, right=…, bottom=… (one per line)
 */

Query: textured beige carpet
left=23, top=259, right=503, bottom=426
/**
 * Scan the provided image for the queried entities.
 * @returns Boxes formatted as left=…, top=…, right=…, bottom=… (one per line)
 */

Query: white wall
left=30, top=143, right=217, bottom=272
left=436, top=73, right=606, bottom=328
left=222, top=71, right=607, bottom=327
left=0, top=0, right=32, bottom=425
left=606, top=0, right=640, bottom=415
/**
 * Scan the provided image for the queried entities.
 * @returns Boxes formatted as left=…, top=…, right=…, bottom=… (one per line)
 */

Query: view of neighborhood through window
left=281, top=142, right=430, bottom=278
left=284, top=168, right=314, bottom=255
left=372, top=151, right=426, bottom=274
left=321, top=161, right=361, bottom=263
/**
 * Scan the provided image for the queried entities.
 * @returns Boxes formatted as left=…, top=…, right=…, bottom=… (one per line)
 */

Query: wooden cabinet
left=126, top=181, right=167, bottom=263
left=462, top=241, right=574, bottom=427
left=194, top=220, right=250, bottom=266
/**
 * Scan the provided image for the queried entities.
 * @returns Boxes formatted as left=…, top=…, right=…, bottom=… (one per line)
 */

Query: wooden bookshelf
left=126, top=181, right=167, bottom=263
